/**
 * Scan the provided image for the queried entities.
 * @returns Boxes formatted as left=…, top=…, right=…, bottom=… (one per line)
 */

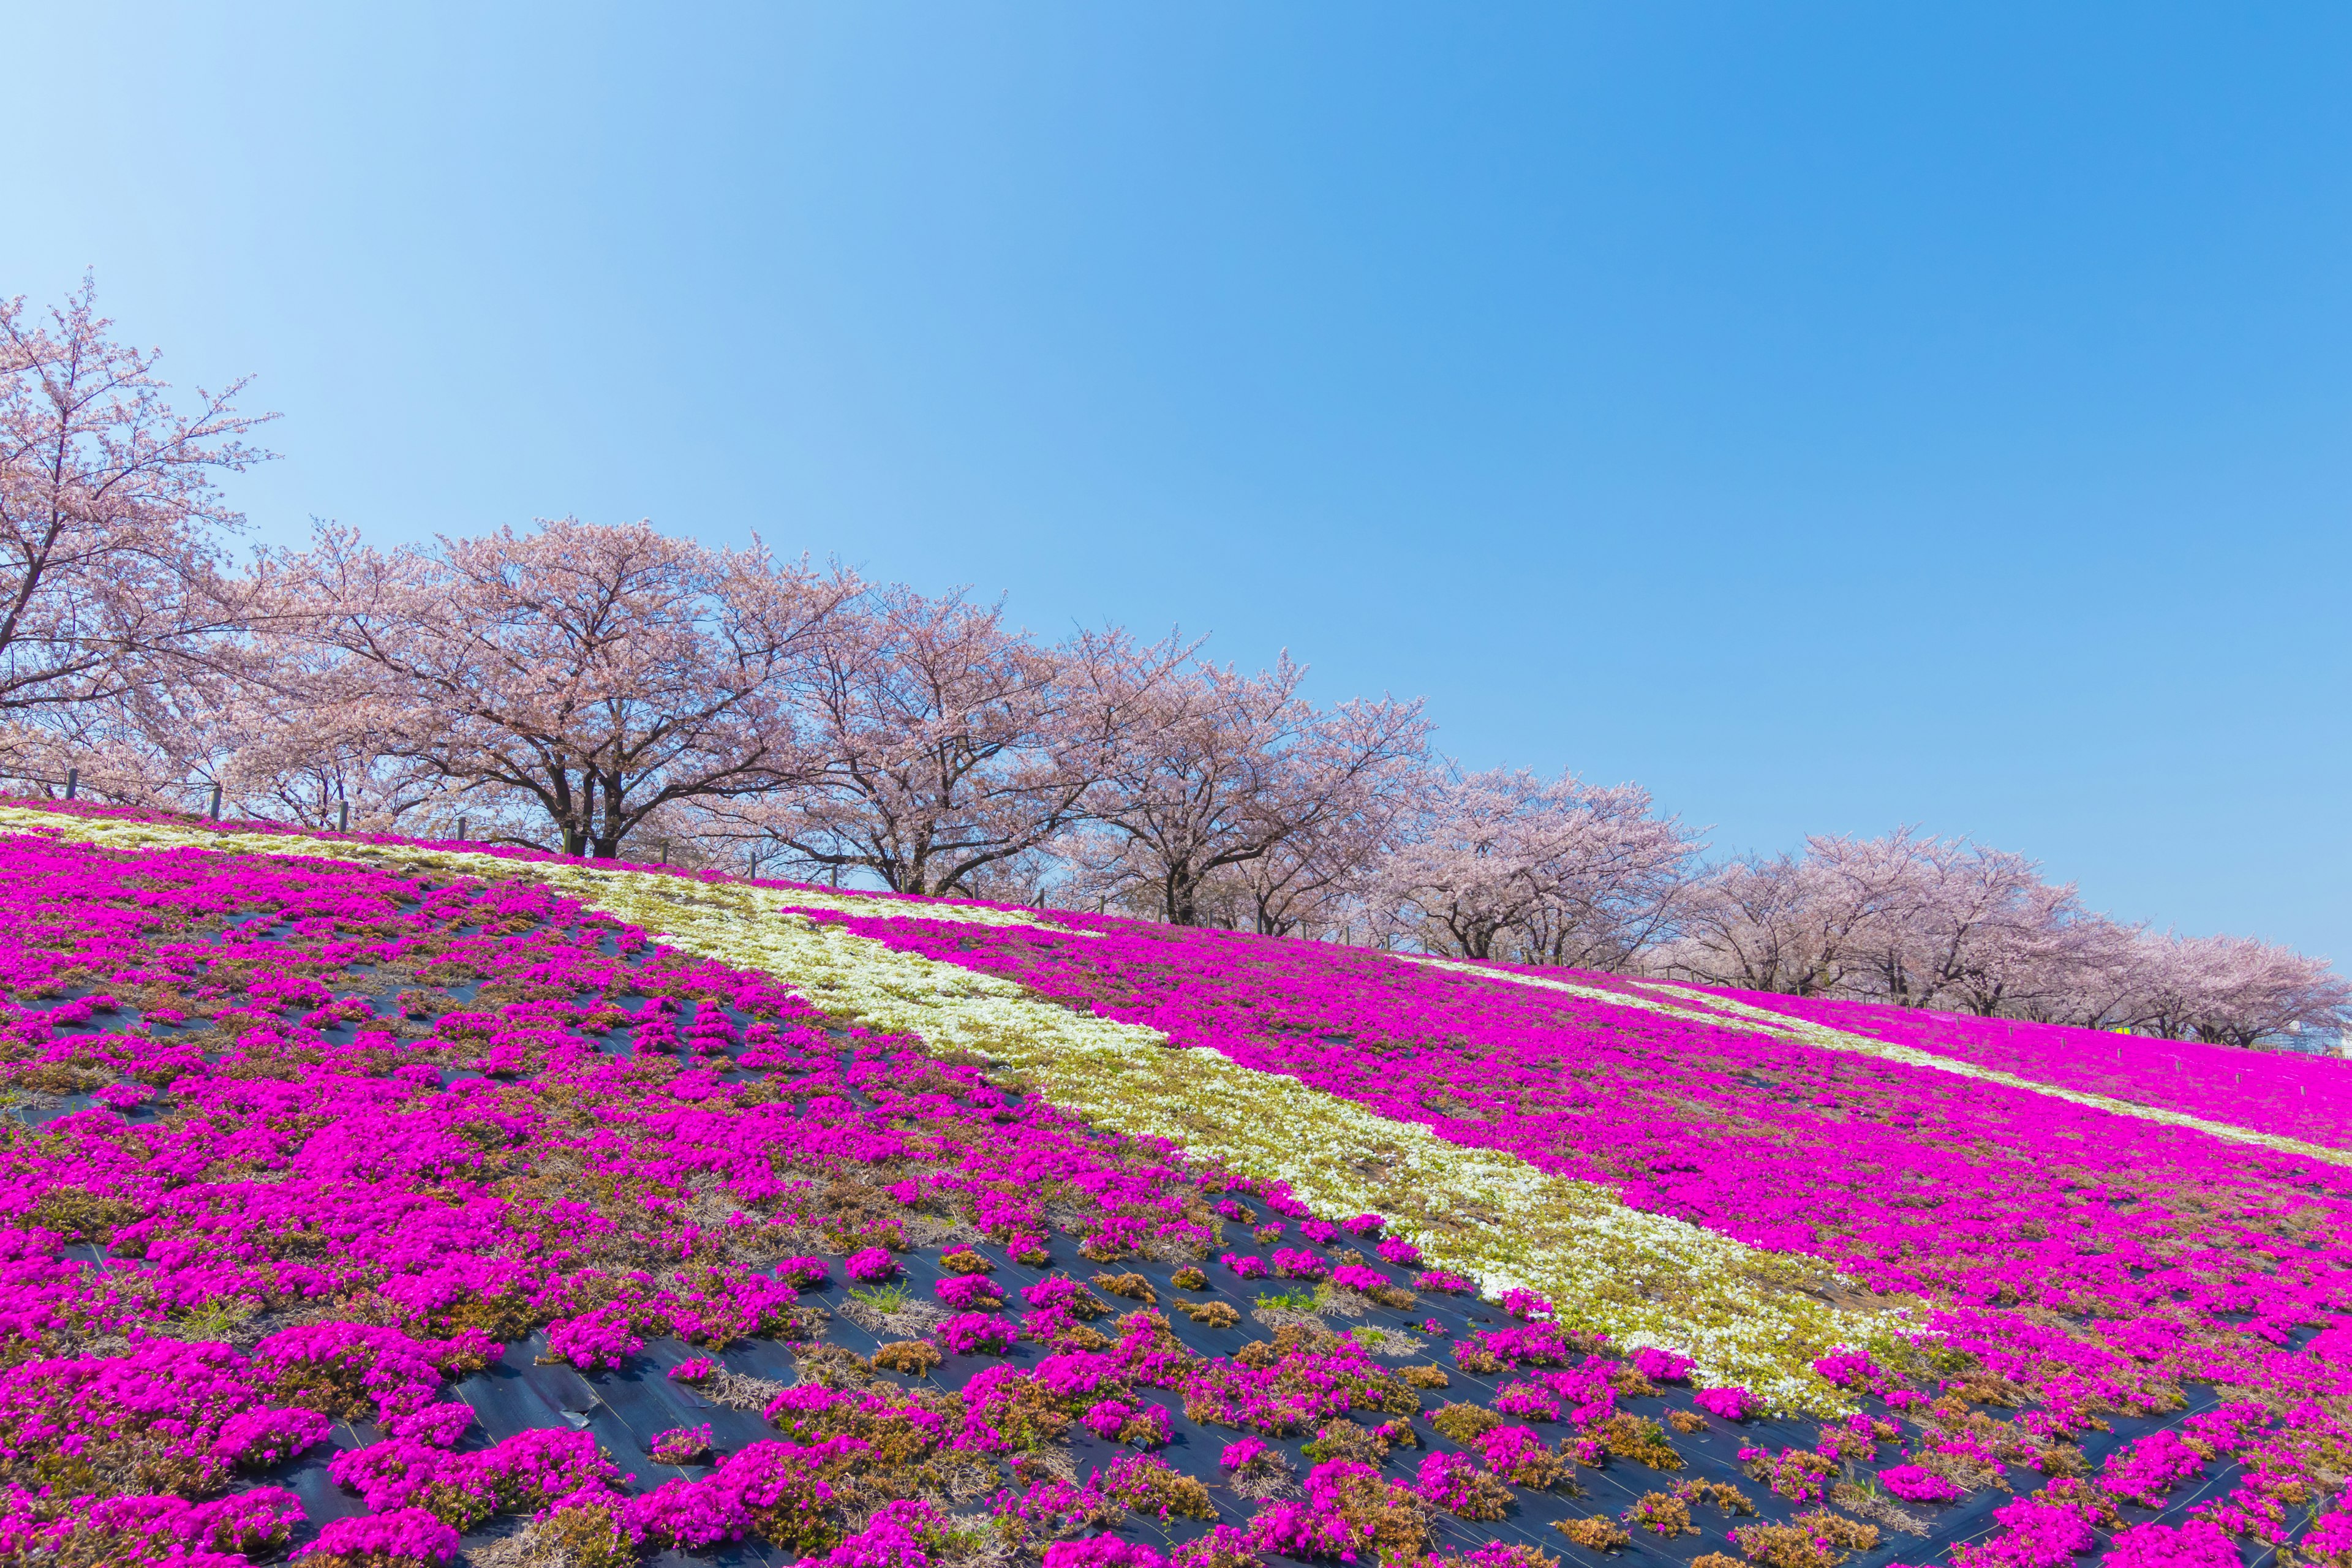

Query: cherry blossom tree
left=699, top=586, right=1188, bottom=896
left=204, top=657, right=457, bottom=832
left=1841, top=837, right=2074, bottom=1013
left=2000, top=912, right=2150, bottom=1029
left=1929, top=876, right=2102, bottom=1019
left=0, top=277, right=273, bottom=723
left=1657, top=827, right=2348, bottom=1049
left=1372, top=767, right=1698, bottom=964
left=1072, top=654, right=1430, bottom=927
left=264, top=517, right=851, bottom=856
left=2128, top=933, right=2351, bottom=1049
left=0, top=666, right=222, bottom=815
left=1668, top=831, right=2073, bottom=1002
left=0, top=627, right=480, bottom=832
left=1662, top=834, right=1913, bottom=996
left=1229, top=785, right=1415, bottom=938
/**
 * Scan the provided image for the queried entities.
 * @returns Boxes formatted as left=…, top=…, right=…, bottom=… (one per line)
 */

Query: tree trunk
left=1163, top=864, right=1202, bottom=925
left=591, top=769, right=628, bottom=858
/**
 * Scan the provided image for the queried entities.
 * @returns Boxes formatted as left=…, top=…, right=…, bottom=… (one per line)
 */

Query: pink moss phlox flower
left=622, top=1437, right=861, bottom=1550
left=8, top=1485, right=304, bottom=1562
left=1261, top=1189, right=1311, bottom=1219
left=1493, top=1381, right=1562, bottom=1421
left=1248, top=1459, right=1400, bottom=1561
left=1956, top=1498, right=2097, bottom=1568
left=253, top=1321, right=449, bottom=1423
left=934, top=1313, right=1017, bottom=1356
left=2099, top=1429, right=2206, bottom=1507
left=1043, top=1536, right=1167, bottom=1568
left=1044, top=1354, right=1124, bottom=1401
left=2099, top=1521, right=2241, bottom=1568
left=1082, top=1398, right=1136, bottom=1439
left=388, top=1402, right=474, bottom=1448
left=1172, top=1525, right=1261, bottom=1568
left=1694, top=1385, right=1753, bottom=1421
left=1458, top=1319, right=1581, bottom=1370
left=799, top=1498, right=947, bottom=1568
left=935, top=1274, right=1005, bottom=1310
left=1499, top=1288, right=1554, bottom=1322
left=2299, top=1504, right=2352, bottom=1560
left=1811, top=1349, right=1882, bottom=1390
left=328, top=1427, right=622, bottom=1517
left=1118, top=1403, right=1173, bottom=1448
left=1185, top=1330, right=1410, bottom=1435
left=1878, top=1464, right=1962, bottom=1503
left=91, top=1080, right=152, bottom=1111
left=212, top=1405, right=333, bottom=1468
left=545, top=1305, right=643, bottom=1371
left=845, top=1247, right=899, bottom=1283
left=1022, top=1275, right=1088, bottom=1311
left=1416, top=1449, right=1494, bottom=1510
left=294, top=1507, right=460, bottom=1565
left=993, top=1464, right=1110, bottom=1532
left=1630, top=1346, right=1694, bottom=1381
left=1542, top=1362, right=1618, bottom=1426
left=1740, top=1446, right=1836, bottom=1504
left=650, top=1422, right=714, bottom=1464
left=1468, top=1423, right=1551, bottom=1476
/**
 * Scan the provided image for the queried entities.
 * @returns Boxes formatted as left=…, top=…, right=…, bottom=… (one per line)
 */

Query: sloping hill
left=0, top=802, right=2343, bottom=1568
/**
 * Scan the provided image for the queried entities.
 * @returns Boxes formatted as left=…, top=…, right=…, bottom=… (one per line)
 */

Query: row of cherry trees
left=4, top=281, right=2342, bottom=1049
left=1656, top=832, right=2350, bottom=1048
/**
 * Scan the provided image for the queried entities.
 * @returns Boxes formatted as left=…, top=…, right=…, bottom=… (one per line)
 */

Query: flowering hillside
left=0, top=801, right=2345, bottom=1568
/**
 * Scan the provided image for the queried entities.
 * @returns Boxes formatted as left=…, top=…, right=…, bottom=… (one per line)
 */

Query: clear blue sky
left=10, top=4, right=2349, bottom=959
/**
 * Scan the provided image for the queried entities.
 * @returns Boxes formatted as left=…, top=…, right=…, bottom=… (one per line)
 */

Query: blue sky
left=10, top=4, right=2350, bottom=959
